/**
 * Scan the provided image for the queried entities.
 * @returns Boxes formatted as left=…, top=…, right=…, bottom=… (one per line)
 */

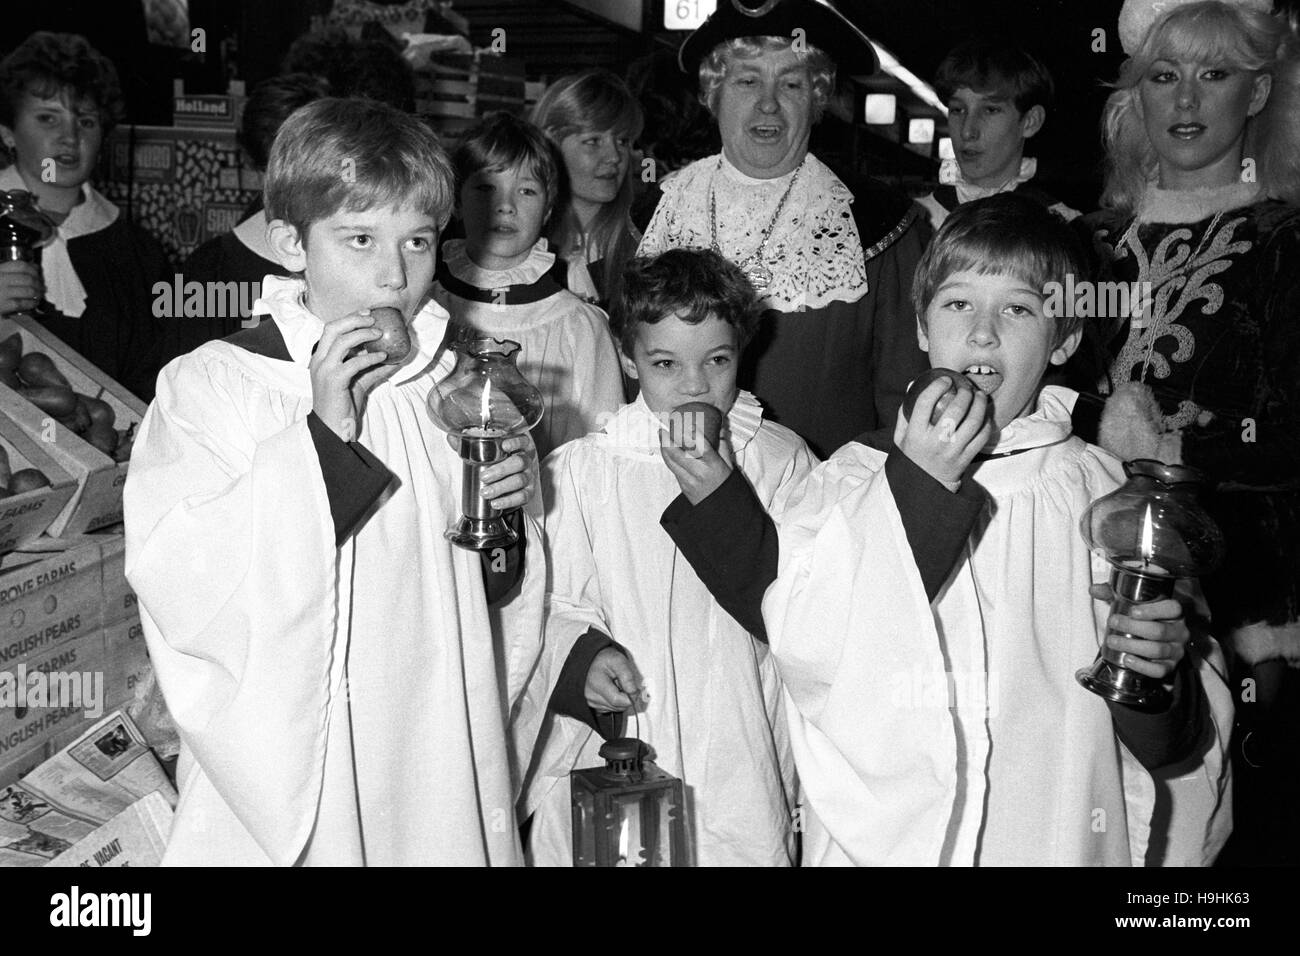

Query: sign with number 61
left=664, top=0, right=717, bottom=30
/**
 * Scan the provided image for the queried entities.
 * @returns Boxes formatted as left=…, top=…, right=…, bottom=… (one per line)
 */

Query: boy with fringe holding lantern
left=663, top=195, right=1234, bottom=866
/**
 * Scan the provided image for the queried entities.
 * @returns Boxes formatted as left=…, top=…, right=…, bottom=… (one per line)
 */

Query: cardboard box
left=98, top=537, right=137, bottom=626
left=0, top=539, right=114, bottom=669
left=0, top=701, right=92, bottom=769
left=0, top=629, right=106, bottom=740
left=101, top=614, right=148, bottom=710
left=0, top=316, right=145, bottom=535
left=0, top=414, right=76, bottom=552
left=0, top=741, right=48, bottom=789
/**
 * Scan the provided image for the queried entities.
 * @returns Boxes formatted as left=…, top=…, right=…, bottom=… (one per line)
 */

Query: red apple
left=362, top=307, right=412, bottom=365
left=903, top=368, right=976, bottom=424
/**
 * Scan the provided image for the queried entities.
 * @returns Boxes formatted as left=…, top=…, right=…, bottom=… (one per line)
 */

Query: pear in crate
left=82, top=395, right=115, bottom=428
left=8, top=468, right=51, bottom=493
left=86, top=420, right=118, bottom=456
left=18, top=351, right=70, bottom=389
left=19, top=385, right=76, bottom=417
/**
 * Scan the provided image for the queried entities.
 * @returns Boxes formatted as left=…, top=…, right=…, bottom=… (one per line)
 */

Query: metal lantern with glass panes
left=570, top=738, right=687, bottom=867
left=1077, top=459, right=1224, bottom=709
left=426, top=336, right=543, bottom=549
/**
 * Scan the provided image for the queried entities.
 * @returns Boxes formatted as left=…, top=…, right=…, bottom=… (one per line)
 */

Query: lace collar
left=598, top=389, right=766, bottom=460
left=441, top=238, right=556, bottom=290
left=1135, top=181, right=1261, bottom=224
left=939, top=156, right=1037, bottom=204
left=637, top=152, right=868, bottom=312
left=249, top=274, right=451, bottom=386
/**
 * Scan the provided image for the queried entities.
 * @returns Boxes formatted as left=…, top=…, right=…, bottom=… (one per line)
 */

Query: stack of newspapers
left=0, top=710, right=175, bottom=867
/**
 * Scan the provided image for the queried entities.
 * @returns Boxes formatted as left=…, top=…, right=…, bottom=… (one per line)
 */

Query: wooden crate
left=0, top=316, right=146, bottom=535
left=0, top=415, right=77, bottom=553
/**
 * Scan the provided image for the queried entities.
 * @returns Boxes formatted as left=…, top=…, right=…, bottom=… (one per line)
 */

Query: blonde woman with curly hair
left=1084, top=0, right=1300, bottom=865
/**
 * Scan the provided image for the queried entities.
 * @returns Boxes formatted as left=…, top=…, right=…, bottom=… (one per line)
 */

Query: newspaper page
left=47, top=790, right=173, bottom=867
left=0, top=711, right=176, bottom=866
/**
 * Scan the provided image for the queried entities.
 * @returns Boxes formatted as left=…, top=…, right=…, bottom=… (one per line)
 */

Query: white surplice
left=516, top=391, right=817, bottom=866
left=432, top=240, right=624, bottom=461
left=765, top=387, right=1233, bottom=866
left=124, top=275, right=545, bottom=866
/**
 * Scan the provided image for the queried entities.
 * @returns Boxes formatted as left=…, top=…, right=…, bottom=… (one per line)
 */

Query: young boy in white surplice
left=514, top=248, right=817, bottom=866
left=124, top=99, right=547, bottom=866
left=433, top=112, right=623, bottom=462
left=665, top=194, right=1234, bottom=867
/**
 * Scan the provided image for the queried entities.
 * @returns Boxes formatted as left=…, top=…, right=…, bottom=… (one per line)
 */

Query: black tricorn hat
left=678, top=0, right=878, bottom=77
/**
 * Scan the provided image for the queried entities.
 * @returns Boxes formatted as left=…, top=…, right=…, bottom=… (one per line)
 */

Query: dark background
left=6, top=0, right=1300, bottom=212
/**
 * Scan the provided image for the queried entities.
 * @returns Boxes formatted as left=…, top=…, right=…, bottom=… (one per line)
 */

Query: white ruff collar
left=984, top=385, right=1077, bottom=455
left=939, top=156, right=1037, bottom=204
left=441, top=238, right=555, bottom=289
left=637, top=153, right=868, bottom=312
left=0, top=166, right=119, bottom=318
left=1135, top=181, right=1261, bottom=224
left=250, top=274, right=452, bottom=386
left=598, top=389, right=765, bottom=461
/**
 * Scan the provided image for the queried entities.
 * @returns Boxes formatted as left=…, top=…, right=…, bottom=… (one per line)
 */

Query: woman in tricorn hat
left=638, top=0, right=930, bottom=458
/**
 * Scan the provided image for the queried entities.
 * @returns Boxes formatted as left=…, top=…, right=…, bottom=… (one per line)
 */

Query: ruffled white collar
left=441, top=238, right=556, bottom=289
left=0, top=165, right=118, bottom=318
left=598, top=389, right=766, bottom=461
left=637, top=152, right=868, bottom=312
left=1135, top=181, right=1261, bottom=224
left=939, top=156, right=1037, bottom=204
left=983, top=385, right=1077, bottom=455
left=249, top=274, right=452, bottom=386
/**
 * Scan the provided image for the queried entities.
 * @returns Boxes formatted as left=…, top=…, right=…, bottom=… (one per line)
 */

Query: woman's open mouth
left=1168, top=123, right=1206, bottom=140
left=749, top=124, right=784, bottom=142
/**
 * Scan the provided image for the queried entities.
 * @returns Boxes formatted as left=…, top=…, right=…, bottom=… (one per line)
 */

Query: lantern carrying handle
left=609, top=677, right=642, bottom=779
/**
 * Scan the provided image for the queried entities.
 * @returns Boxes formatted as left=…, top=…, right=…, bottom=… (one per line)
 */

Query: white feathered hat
left=1118, top=0, right=1276, bottom=54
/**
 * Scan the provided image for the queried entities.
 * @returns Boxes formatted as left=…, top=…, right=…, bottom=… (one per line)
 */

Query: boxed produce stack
left=0, top=537, right=125, bottom=787
left=0, top=414, right=77, bottom=552
left=0, top=313, right=152, bottom=797
left=0, top=316, right=143, bottom=535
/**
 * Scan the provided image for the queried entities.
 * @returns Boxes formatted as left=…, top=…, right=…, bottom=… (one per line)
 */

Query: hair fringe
left=696, top=36, right=835, bottom=122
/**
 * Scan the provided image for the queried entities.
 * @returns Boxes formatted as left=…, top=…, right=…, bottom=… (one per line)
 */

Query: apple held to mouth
left=362, top=307, right=411, bottom=365
left=668, top=401, right=724, bottom=457
left=903, top=368, right=977, bottom=424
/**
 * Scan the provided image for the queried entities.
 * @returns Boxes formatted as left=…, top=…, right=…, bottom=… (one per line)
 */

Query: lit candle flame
left=479, top=378, right=492, bottom=429
left=617, top=816, right=629, bottom=865
left=1139, top=504, right=1155, bottom=566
